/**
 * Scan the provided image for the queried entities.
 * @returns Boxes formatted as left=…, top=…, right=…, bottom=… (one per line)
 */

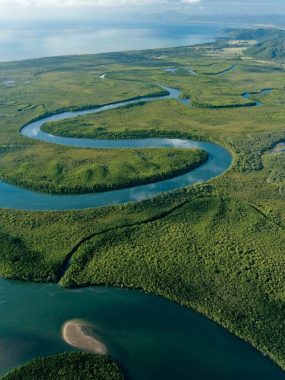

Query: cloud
left=0, top=0, right=201, bottom=6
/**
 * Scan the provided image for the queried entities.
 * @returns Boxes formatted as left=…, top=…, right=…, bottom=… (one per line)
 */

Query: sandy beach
left=62, top=320, right=107, bottom=355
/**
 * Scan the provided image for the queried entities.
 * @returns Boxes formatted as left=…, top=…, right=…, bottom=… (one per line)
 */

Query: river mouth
left=1, top=280, right=285, bottom=380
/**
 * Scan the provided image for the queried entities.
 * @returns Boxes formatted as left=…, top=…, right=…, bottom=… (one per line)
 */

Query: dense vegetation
left=223, top=28, right=285, bottom=42
left=247, top=38, right=285, bottom=61
left=0, top=145, right=207, bottom=194
left=2, top=353, right=124, bottom=380
left=61, top=195, right=285, bottom=368
left=223, top=27, right=285, bottom=61
left=0, top=28, right=285, bottom=374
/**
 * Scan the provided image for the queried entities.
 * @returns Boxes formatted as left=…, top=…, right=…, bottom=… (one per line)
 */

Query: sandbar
left=62, top=319, right=107, bottom=355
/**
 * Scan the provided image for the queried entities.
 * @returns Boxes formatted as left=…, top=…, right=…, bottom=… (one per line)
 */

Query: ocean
left=0, top=21, right=231, bottom=62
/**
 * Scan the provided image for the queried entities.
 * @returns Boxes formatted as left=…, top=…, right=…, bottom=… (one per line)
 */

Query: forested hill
left=247, top=37, right=285, bottom=60
left=224, top=28, right=285, bottom=42
left=223, top=28, right=285, bottom=61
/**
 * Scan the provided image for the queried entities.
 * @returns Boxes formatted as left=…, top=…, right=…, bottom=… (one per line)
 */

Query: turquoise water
left=1, top=279, right=285, bottom=380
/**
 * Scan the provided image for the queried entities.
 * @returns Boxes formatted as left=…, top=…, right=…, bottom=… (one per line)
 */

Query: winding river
left=2, top=85, right=231, bottom=211
left=1, top=81, right=284, bottom=379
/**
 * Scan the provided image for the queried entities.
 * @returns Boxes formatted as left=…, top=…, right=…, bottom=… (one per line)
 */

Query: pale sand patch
left=62, top=320, right=107, bottom=355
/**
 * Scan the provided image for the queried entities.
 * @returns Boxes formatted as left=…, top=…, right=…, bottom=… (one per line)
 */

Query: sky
left=1, top=0, right=285, bottom=21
